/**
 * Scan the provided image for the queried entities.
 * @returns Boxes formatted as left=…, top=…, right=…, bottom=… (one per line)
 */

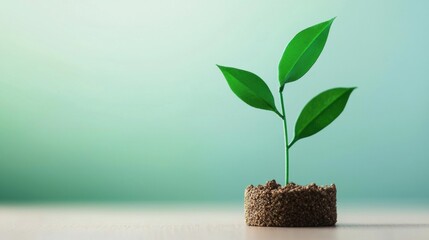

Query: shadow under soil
left=338, top=223, right=429, bottom=228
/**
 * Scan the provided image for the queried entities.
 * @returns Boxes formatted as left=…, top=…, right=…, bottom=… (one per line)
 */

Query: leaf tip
left=320, top=17, right=336, bottom=29
left=324, top=17, right=336, bottom=28
left=216, top=65, right=230, bottom=74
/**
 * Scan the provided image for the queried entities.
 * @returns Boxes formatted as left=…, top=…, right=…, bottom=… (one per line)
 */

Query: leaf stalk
left=275, top=110, right=284, bottom=119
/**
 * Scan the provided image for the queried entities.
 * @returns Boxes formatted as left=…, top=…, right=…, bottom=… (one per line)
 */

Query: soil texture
left=244, top=180, right=336, bottom=227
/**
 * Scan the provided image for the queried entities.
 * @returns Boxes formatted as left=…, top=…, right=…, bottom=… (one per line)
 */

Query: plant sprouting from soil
left=217, top=18, right=355, bottom=185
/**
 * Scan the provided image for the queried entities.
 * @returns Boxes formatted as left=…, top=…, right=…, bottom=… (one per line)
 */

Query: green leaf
left=291, top=87, right=355, bottom=146
left=217, top=65, right=281, bottom=116
left=279, top=18, right=335, bottom=89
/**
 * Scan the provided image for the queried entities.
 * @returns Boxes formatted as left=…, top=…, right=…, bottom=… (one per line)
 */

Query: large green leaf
left=217, top=65, right=280, bottom=115
left=290, top=87, right=355, bottom=146
left=279, top=18, right=335, bottom=89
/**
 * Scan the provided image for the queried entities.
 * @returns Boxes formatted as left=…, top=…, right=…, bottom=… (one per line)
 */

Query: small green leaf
left=279, top=18, right=335, bottom=89
left=217, top=65, right=281, bottom=116
left=291, top=87, right=355, bottom=146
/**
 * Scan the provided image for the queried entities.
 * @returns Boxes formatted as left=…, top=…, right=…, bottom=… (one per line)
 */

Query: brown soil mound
left=244, top=180, right=336, bottom=227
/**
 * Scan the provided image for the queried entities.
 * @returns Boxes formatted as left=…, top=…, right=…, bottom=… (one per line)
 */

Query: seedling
left=217, top=18, right=355, bottom=185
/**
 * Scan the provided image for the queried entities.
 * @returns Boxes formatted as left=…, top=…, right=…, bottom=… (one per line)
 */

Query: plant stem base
left=244, top=180, right=337, bottom=227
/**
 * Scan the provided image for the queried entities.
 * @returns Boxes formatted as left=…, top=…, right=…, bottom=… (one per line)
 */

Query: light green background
left=0, top=0, right=428, bottom=203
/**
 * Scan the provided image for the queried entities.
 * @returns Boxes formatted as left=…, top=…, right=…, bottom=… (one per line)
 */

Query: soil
left=244, top=180, right=337, bottom=227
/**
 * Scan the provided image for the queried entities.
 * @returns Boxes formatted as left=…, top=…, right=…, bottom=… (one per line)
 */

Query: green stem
left=279, top=91, right=289, bottom=185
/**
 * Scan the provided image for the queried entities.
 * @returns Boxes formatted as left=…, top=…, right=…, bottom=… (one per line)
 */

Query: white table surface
left=1, top=204, right=428, bottom=240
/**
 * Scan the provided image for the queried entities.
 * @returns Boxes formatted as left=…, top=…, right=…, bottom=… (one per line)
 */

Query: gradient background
left=0, top=0, right=428, bottom=203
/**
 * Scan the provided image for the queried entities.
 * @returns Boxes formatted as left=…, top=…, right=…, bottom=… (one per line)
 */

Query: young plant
left=217, top=18, right=355, bottom=185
